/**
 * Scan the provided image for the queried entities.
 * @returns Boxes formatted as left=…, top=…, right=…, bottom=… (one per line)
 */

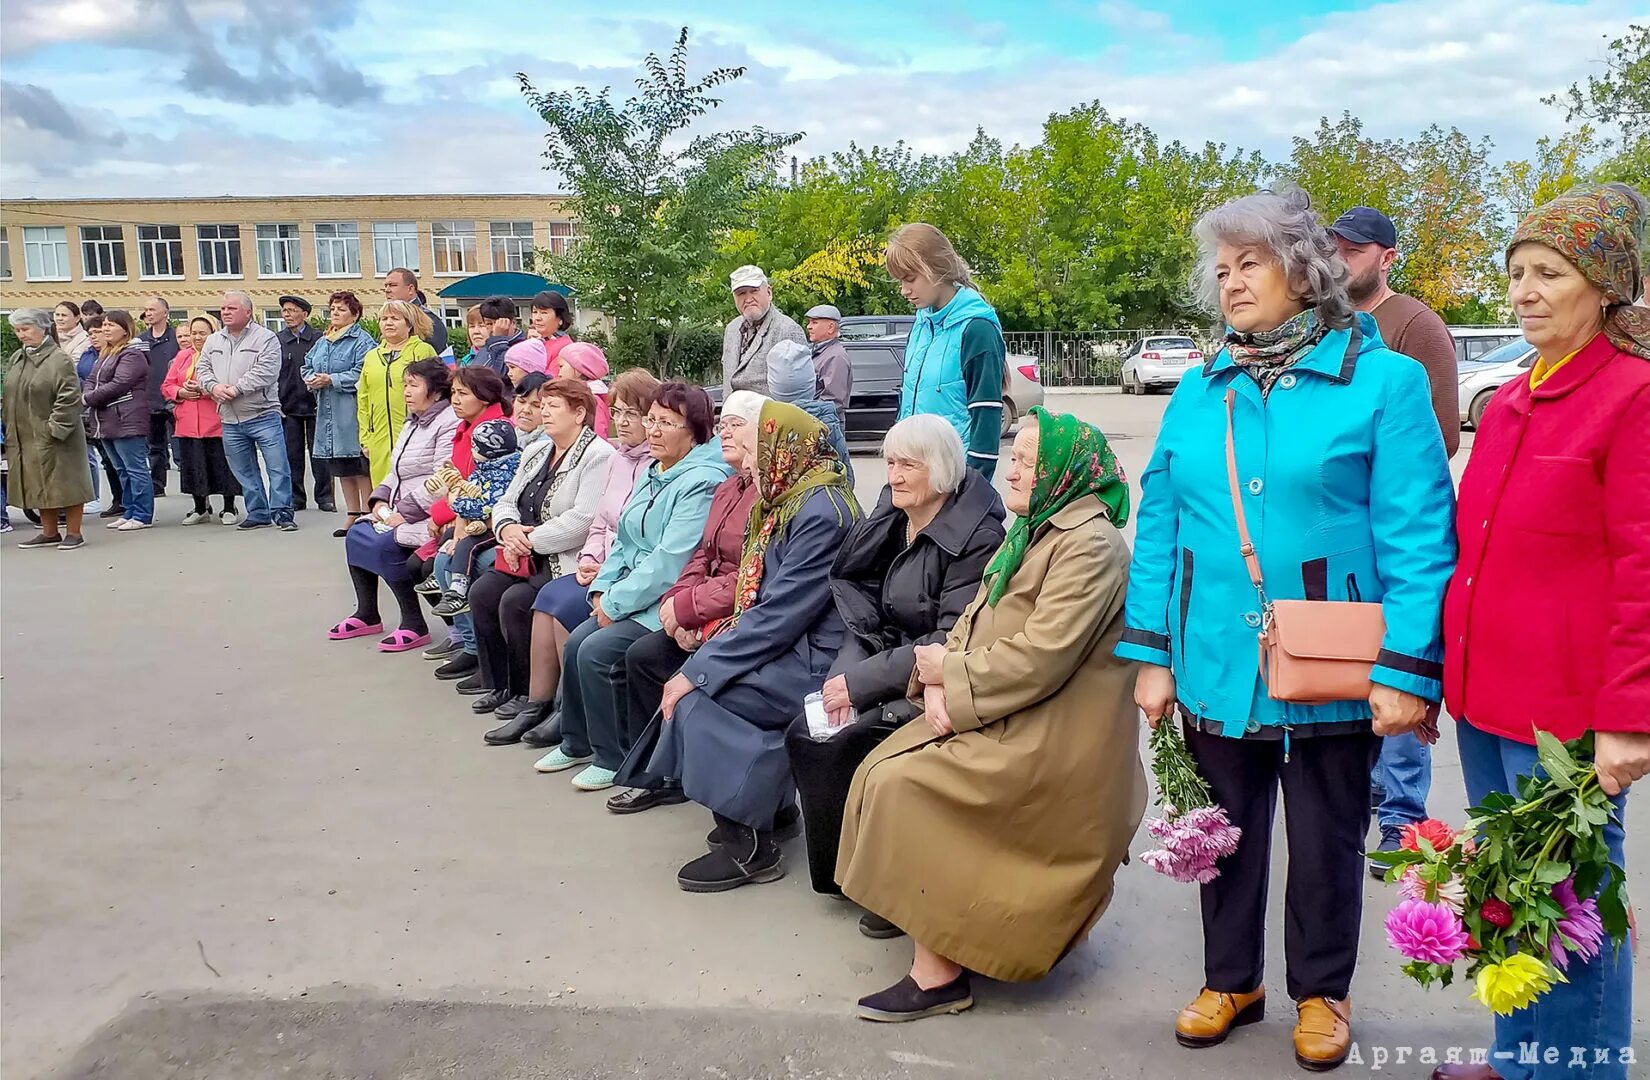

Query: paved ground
left=3, top=391, right=1644, bottom=1079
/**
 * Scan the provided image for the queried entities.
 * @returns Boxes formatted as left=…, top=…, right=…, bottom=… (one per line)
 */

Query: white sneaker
left=85, top=500, right=104, bottom=514
left=181, top=510, right=212, bottom=526
left=115, top=519, right=152, bottom=531
left=104, top=517, right=130, bottom=529
left=219, top=510, right=240, bottom=526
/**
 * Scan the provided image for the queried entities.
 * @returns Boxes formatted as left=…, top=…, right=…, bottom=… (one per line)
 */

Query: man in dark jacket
left=383, top=268, right=449, bottom=356
left=276, top=296, right=332, bottom=512
left=138, top=297, right=179, bottom=496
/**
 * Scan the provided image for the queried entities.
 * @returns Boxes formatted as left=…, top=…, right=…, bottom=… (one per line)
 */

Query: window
left=315, top=222, right=362, bottom=277
left=256, top=224, right=301, bottom=277
left=23, top=226, right=70, bottom=280
left=0, top=229, right=10, bottom=279
left=489, top=220, right=534, bottom=272
left=438, top=301, right=467, bottom=329
left=137, top=225, right=185, bottom=278
left=545, top=219, right=579, bottom=257
left=261, top=309, right=286, bottom=331
left=372, top=221, right=420, bottom=276
left=196, top=224, right=242, bottom=278
left=432, top=220, right=477, bottom=276
left=80, top=225, right=128, bottom=279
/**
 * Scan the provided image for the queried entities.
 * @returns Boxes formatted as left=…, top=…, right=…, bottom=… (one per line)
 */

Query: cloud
left=0, top=81, right=101, bottom=141
left=1095, top=1, right=1173, bottom=35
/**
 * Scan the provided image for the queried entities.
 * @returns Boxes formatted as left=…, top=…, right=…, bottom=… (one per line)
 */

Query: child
left=430, top=419, right=521, bottom=617
left=556, top=341, right=611, bottom=438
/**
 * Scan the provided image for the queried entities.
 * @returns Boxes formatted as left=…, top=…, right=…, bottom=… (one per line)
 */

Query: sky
left=0, top=0, right=1641, bottom=199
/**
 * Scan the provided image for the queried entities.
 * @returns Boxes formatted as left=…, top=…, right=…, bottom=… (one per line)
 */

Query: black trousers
left=784, top=708, right=903, bottom=894
left=1183, top=722, right=1380, bottom=1001
left=470, top=566, right=551, bottom=695
left=282, top=414, right=331, bottom=509
left=623, top=630, right=691, bottom=751
left=148, top=412, right=173, bottom=493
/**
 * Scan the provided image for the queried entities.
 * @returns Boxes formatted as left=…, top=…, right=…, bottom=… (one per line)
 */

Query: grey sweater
left=196, top=323, right=283, bottom=424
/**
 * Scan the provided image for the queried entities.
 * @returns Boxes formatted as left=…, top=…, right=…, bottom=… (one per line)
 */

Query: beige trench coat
left=836, top=496, right=1147, bottom=982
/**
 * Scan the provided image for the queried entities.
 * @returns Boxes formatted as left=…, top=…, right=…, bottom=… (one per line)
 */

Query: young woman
left=162, top=314, right=241, bottom=525
left=358, top=300, right=438, bottom=485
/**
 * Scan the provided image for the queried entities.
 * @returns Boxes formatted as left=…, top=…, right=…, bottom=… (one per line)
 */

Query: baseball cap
left=1329, top=207, right=1397, bottom=250
left=804, top=304, right=842, bottom=321
left=729, top=265, right=768, bottom=291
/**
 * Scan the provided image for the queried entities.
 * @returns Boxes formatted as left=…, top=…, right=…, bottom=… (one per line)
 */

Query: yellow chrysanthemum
left=1472, top=954, right=1554, bottom=1015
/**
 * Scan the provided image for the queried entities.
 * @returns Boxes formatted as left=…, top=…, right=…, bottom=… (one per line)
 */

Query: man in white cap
left=721, top=265, right=806, bottom=398
left=804, top=303, right=852, bottom=415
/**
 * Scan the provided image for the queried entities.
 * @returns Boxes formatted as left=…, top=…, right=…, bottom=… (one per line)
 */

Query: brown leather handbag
left=1224, top=388, right=1386, bottom=705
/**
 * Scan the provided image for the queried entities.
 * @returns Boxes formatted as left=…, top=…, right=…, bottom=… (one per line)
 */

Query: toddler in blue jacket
left=432, top=419, right=520, bottom=617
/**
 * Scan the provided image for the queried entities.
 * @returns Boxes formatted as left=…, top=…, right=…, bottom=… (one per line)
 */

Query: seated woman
left=646, top=401, right=858, bottom=892
left=526, top=383, right=728, bottom=780
left=330, top=359, right=461, bottom=652
left=786, top=414, right=1005, bottom=917
left=465, top=379, right=613, bottom=715
left=836, top=408, right=1146, bottom=1022
left=508, top=369, right=661, bottom=747
left=601, top=390, right=767, bottom=814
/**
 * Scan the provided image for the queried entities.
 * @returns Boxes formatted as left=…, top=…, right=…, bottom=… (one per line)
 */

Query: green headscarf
left=982, top=406, right=1130, bottom=606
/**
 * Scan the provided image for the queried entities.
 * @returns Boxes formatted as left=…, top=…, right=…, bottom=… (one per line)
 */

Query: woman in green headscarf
left=836, top=407, right=1147, bottom=1022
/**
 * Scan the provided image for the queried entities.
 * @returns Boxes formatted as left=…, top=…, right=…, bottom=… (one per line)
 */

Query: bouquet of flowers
left=1140, top=720, right=1242, bottom=884
left=1371, top=731, right=1629, bottom=1015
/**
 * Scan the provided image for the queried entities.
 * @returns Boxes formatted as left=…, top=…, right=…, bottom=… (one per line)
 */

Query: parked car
left=1448, top=326, right=1525, bottom=364
left=1120, top=335, right=1204, bottom=394
left=1458, top=336, right=1536, bottom=429
left=837, top=315, right=915, bottom=341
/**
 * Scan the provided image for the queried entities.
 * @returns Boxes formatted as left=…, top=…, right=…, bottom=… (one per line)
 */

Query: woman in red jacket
left=1438, top=184, right=1650, bottom=1080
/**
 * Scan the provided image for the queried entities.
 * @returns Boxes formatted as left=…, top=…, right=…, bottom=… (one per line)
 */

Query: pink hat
left=503, top=339, right=549, bottom=376
left=558, top=341, right=609, bottom=380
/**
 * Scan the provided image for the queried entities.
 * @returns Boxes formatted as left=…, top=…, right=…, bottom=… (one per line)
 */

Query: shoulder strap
left=1224, top=388, right=1266, bottom=596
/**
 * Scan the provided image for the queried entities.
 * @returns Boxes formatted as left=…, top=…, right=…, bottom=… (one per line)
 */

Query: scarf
left=728, top=401, right=858, bottom=624
left=983, top=407, right=1130, bottom=607
left=183, top=314, right=219, bottom=382
left=1508, top=183, right=1650, bottom=359
left=58, top=325, right=91, bottom=363
left=738, top=308, right=769, bottom=354
left=325, top=321, right=356, bottom=343
left=1224, top=308, right=1326, bottom=397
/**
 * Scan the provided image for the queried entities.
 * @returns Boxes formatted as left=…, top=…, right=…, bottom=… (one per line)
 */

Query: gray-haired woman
left=1116, top=188, right=1456, bottom=1069
left=3, top=308, right=95, bottom=548
left=785, top=413, right=1007, bottom=915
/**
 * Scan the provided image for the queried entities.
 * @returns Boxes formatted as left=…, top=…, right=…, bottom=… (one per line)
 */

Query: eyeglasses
left=612, top=407, right=642, bottom=423
left=642, top=415, right=687, bottom=432
left=716, top=418, right=746, bottom=433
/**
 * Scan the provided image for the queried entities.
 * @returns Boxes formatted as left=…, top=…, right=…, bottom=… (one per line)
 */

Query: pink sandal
left=328, top=616, right=383, bottom=640
left=377, top=628, right=432, bottom=653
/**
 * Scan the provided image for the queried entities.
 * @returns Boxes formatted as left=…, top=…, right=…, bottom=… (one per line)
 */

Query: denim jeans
left=557, top=616, right=651, bottom=766
left=221, top=411, right=293, bottom=525
left=1374, top=731, right=1432, bottom=828
left=1456, top=720, right=1633, bottom=1080
left=434, top=546, right=494, bottom=653
left=102, top=436, right=154, bottom=524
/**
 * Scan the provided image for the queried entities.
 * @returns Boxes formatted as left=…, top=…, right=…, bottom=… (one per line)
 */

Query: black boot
left=706, top=803, right=801, bottom=850
left=485, top=707, right=548, bottom=745
left=678, top=815, right=784, bottom=893
left=470, top=688, right=514, bottom=714
left=521, top=706, right=563, bottom=748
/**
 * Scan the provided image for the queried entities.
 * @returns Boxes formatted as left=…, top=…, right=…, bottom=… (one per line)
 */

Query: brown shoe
left=1174, top=987, right=1265, bottom=1048
left=1429, top=1067, right=1503, bottom=1080
left=1293, top=996, right=1351, bottom=1071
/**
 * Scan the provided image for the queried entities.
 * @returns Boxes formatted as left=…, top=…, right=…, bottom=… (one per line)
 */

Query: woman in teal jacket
left=1115, top=189, right=1455, bottom=1070
left=535, top=382, right=732, bottom=789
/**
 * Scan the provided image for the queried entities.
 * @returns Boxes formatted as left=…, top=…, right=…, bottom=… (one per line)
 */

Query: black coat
left=828, top=469, right=1007, bottom=725
left=138, top=325, right=179, bottom=413
left=278, top=324, right=322, bottom=417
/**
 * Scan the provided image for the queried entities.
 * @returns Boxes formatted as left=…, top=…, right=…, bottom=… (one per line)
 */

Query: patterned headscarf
left=728, top=401, right=858, bottom=624
left=983, top=407, right=1130, bottom=607
left=1508, top=183, right=1650, bottom=359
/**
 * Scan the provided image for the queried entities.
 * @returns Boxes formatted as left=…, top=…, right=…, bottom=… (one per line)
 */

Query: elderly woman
left=837, top=408, right=1142, bottom=1021
left=161, top=314, right=240, bottom=525
left=463, top=379, right=613, bottom=714
left=1115, top=189, right=1456, bottom=1069
left=55, top=303, right=110, bottom=516
left=527, top=383, right=729, bottom=782
left=358, top=300, right=438, bottom=485
left=302, top=291, right=377, bottom=536
left=329, top=359, right=460, bottom=653
left=4, top=309, right=95, bottom=549
left=495, top=369, right=662, bottom=746
left=636, top=401, right=857, bottom=891
left=83, top=310, right=154, bottom=531
left=599, top=390, right=766, bottom=813
left=1431, top=184, right=1650, bottom=1080
left=786, top=413, right=1005, bottom=909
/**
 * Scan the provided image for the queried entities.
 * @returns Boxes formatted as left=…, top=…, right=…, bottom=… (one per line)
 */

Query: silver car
left=1120, top=335, right=1204, bottom=394
left=1458, top=337, right=1535, bottom=428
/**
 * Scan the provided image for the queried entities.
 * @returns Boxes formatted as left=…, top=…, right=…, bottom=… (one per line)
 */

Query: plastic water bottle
left=804, top=691, right=833, bottom=741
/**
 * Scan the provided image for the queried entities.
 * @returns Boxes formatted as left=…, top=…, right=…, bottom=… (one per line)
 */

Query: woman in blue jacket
left=1115, top=189, right=1455, bottom=1070
left=533, top=382, right=731, bottom=788
left=887, top=224, right=1006, bottom=480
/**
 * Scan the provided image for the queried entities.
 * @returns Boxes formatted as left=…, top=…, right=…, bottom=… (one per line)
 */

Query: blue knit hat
left=766, top=339, right=816, bottom=404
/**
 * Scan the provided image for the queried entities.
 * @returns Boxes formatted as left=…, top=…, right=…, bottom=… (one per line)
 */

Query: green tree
left=1547, top=23, right=1650, bottom=188
left=1495, top=127, right=1604, bottom=220
left=516, top=28, right=800, bottom=375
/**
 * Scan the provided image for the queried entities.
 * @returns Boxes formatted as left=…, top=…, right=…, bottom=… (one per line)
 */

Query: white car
left=1458, top=337, right=1535, bottom=428
left=1120, top=335, right=1204, bottom=394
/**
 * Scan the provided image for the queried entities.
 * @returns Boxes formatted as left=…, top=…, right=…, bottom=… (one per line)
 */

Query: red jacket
left=428, top=401, right=506, bottom=527
left=160, top=348, right=223, bottom=439
left=664, top=472, right=758, bottom=631
left=1444, top=332, right=1650, bottom=744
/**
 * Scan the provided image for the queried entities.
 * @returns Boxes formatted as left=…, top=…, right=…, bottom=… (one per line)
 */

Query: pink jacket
left=579, top=439, right=652, bottom=564
left=160, top=347, right=223, bottom=439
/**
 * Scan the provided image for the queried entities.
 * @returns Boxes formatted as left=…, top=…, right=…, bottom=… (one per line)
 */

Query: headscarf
left=183, top=313, right=220, bottom=382
left=721, top=390, right=768, bottom=429
left=1507, top=183, right=1650, bottom=359
left=982, top=406, right=1130, bottom=607
left=727, top=401, right=858, bottom=624
left=1224, top=308, right=1327, bottom=397
left=504, top=338, right=550, bottom=376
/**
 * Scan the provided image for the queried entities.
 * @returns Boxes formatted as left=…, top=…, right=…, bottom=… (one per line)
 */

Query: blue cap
left=1330, top=207, right=1397, bottom=249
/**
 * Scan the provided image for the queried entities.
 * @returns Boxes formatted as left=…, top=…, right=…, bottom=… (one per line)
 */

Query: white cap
left=729, top=265, right=768, bottom=291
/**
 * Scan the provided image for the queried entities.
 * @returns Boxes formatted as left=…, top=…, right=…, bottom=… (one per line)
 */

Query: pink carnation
left=1549, top=878, right=1605, bottom=971
left=1141, top=806, right=1243, bottom=885
left=1385, top=898, right=1471, bottom=966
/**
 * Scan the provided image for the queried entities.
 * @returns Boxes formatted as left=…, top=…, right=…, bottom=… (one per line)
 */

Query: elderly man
left=196, top=291, right=296, bottom=532
left=803, top=303, right=852, bottom=414
left=383, top=267, right=449, bottom=355
left=276, top=295, right=331, bottom=513
left=137, top=296, right=180, bottom=497
left=721, top=265, right=806, bottom=396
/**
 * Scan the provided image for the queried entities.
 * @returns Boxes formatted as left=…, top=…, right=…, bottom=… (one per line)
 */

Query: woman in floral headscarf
left=835, top=407, right=1146, bottom=1023
left=645, top=400, right=858, bottom=894
left=1435, top=183, right=1650, bottom=1080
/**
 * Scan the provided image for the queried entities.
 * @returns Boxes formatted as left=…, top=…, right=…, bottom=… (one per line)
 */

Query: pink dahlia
left=1549, top=878, right=1605, bottom=970
left=1399, top=867, right=1466, bottom=914
left=1385, top=898, right=1471, bottom=965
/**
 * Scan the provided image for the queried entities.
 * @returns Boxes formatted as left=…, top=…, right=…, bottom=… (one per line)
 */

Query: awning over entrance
left=437, top=272, right=574, bottom=301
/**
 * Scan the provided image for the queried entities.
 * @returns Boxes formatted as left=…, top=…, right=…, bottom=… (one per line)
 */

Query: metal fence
left=1003, top=329, right=1219, bottom=387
